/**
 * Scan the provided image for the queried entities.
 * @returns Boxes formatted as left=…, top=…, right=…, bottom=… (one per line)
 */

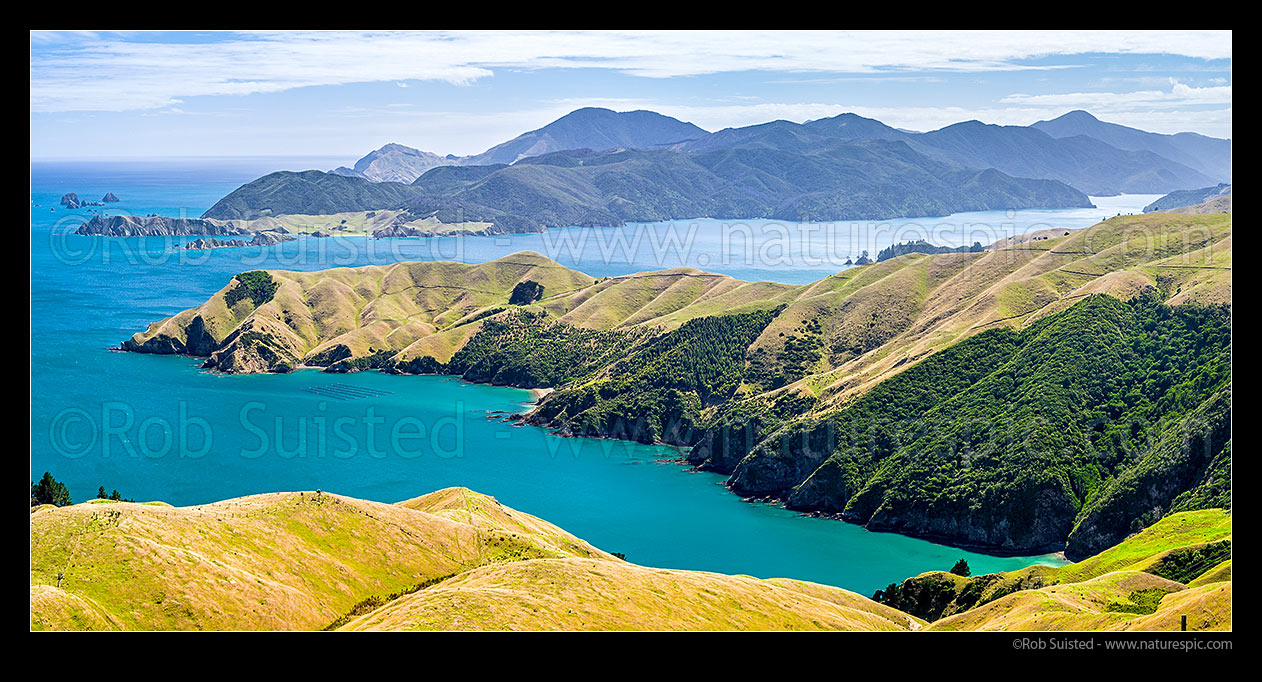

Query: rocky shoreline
left=77, top=214, right=248, bottom=237
left=184, top=231, right=297, bottom=250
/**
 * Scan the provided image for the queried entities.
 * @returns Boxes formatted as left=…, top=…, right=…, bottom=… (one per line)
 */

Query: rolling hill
left=202, top=170, right=419, bottom=222
left=30, top=487, right=920, bottom=631
left=194, top=107, right=1234, bottom=231
left=30, top=487, right=1228, bottom=631
left=877, top=509, right=1231, bottom=631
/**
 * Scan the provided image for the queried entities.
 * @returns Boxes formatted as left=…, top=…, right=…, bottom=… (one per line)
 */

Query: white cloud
left=1001, top=79, right=1232, bottom=109
left=30, top=30, right=1232, bottom=113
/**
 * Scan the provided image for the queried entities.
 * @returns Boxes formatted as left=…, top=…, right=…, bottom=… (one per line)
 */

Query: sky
left=30, top=30, right=1232, bottom=163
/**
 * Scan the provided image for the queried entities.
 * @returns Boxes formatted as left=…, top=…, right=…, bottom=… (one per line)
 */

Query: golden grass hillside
left=29, top=487, right=920, bottom=632
left=879, top=509, right=1231, bottom=630
left=29, top=487, right=606, bottom=631
left=339, top=558, right=921, bottom=631
left=926, top=571, right=1230, bottom=631
left=31, top=487, right=1229, bottom=632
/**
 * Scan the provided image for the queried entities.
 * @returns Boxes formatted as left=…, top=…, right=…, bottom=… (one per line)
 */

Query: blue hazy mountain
left=1033, top=110, right=1231, bottom=183
left=459, top=107, right=710, bottom=166
left=676, top=112, right=1220, bottom=195
left=333, top=108, right=1229, bottom=196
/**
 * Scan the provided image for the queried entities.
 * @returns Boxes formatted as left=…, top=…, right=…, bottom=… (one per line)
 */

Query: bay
left=30, top=158, right=1153, bottom=594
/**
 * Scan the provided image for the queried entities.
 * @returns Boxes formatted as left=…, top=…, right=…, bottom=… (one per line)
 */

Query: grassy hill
left=122, top=211, right=1231, bottom=555
left=77, top=207, right=494, bottom=238
left=871, top=509, right=1232, bottom=631
left=30, top=488, right=1228, bottom=631
left=28, top=487, right=609, bottom=631
left=30, top=487, right=920, bottom=632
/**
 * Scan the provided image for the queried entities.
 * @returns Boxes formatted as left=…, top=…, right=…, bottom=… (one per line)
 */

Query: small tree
left=950, top=558, right=971, bottom=577
left=32, top=472, right=72, bottom=507
left=97, top=486, right=108, bottom=499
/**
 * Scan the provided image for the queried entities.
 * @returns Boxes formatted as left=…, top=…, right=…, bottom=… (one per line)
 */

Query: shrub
left=509, top=280, right=545, bottom=305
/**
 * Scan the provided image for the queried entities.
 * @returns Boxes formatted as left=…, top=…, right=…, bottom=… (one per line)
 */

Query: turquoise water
left=29, top=159, right=1147, bottom=595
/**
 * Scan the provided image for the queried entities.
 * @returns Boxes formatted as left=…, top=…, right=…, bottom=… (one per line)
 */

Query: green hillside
left=871, top=509, right=1232, bottom=630
left=724, top=292, right=1230, bottom=554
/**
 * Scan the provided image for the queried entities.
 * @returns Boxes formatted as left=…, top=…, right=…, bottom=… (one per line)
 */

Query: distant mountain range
left=207, top=142, right=1091, bottom=229
left=902, top=119, right=1213, bottom=196
left=1033, top=110, right=1231, bottom=183
left=190, top=107, right=1231, bottom=233
left=333, top=108, right=1229, bottom=197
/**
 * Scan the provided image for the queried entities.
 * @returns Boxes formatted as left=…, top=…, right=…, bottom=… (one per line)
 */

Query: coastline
left=106, top=346, right=1079, bottom=564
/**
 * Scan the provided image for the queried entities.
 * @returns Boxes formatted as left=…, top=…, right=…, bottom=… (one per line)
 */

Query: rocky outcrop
left=102, top=192, right=120, bottom=202
left=120, top=314, right=219, bottom=356
left=185, top=238, right=247, bottom=250
left=183, top=231, right=296, bottom=250
left=58, top=193, right=105, bottom=208
left=371, top=224, right=428, bottom=238
left=77, top=214, right=247, bottom=237
left=860, top=484, right=1079, bottom=555
left=248, top=231, right=297, bottom=246
left=203, top=319, right=302, bottom=374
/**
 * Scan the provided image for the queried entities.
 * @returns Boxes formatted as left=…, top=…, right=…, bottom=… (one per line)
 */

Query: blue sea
left=31, top=158, right=1154, bottom=594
